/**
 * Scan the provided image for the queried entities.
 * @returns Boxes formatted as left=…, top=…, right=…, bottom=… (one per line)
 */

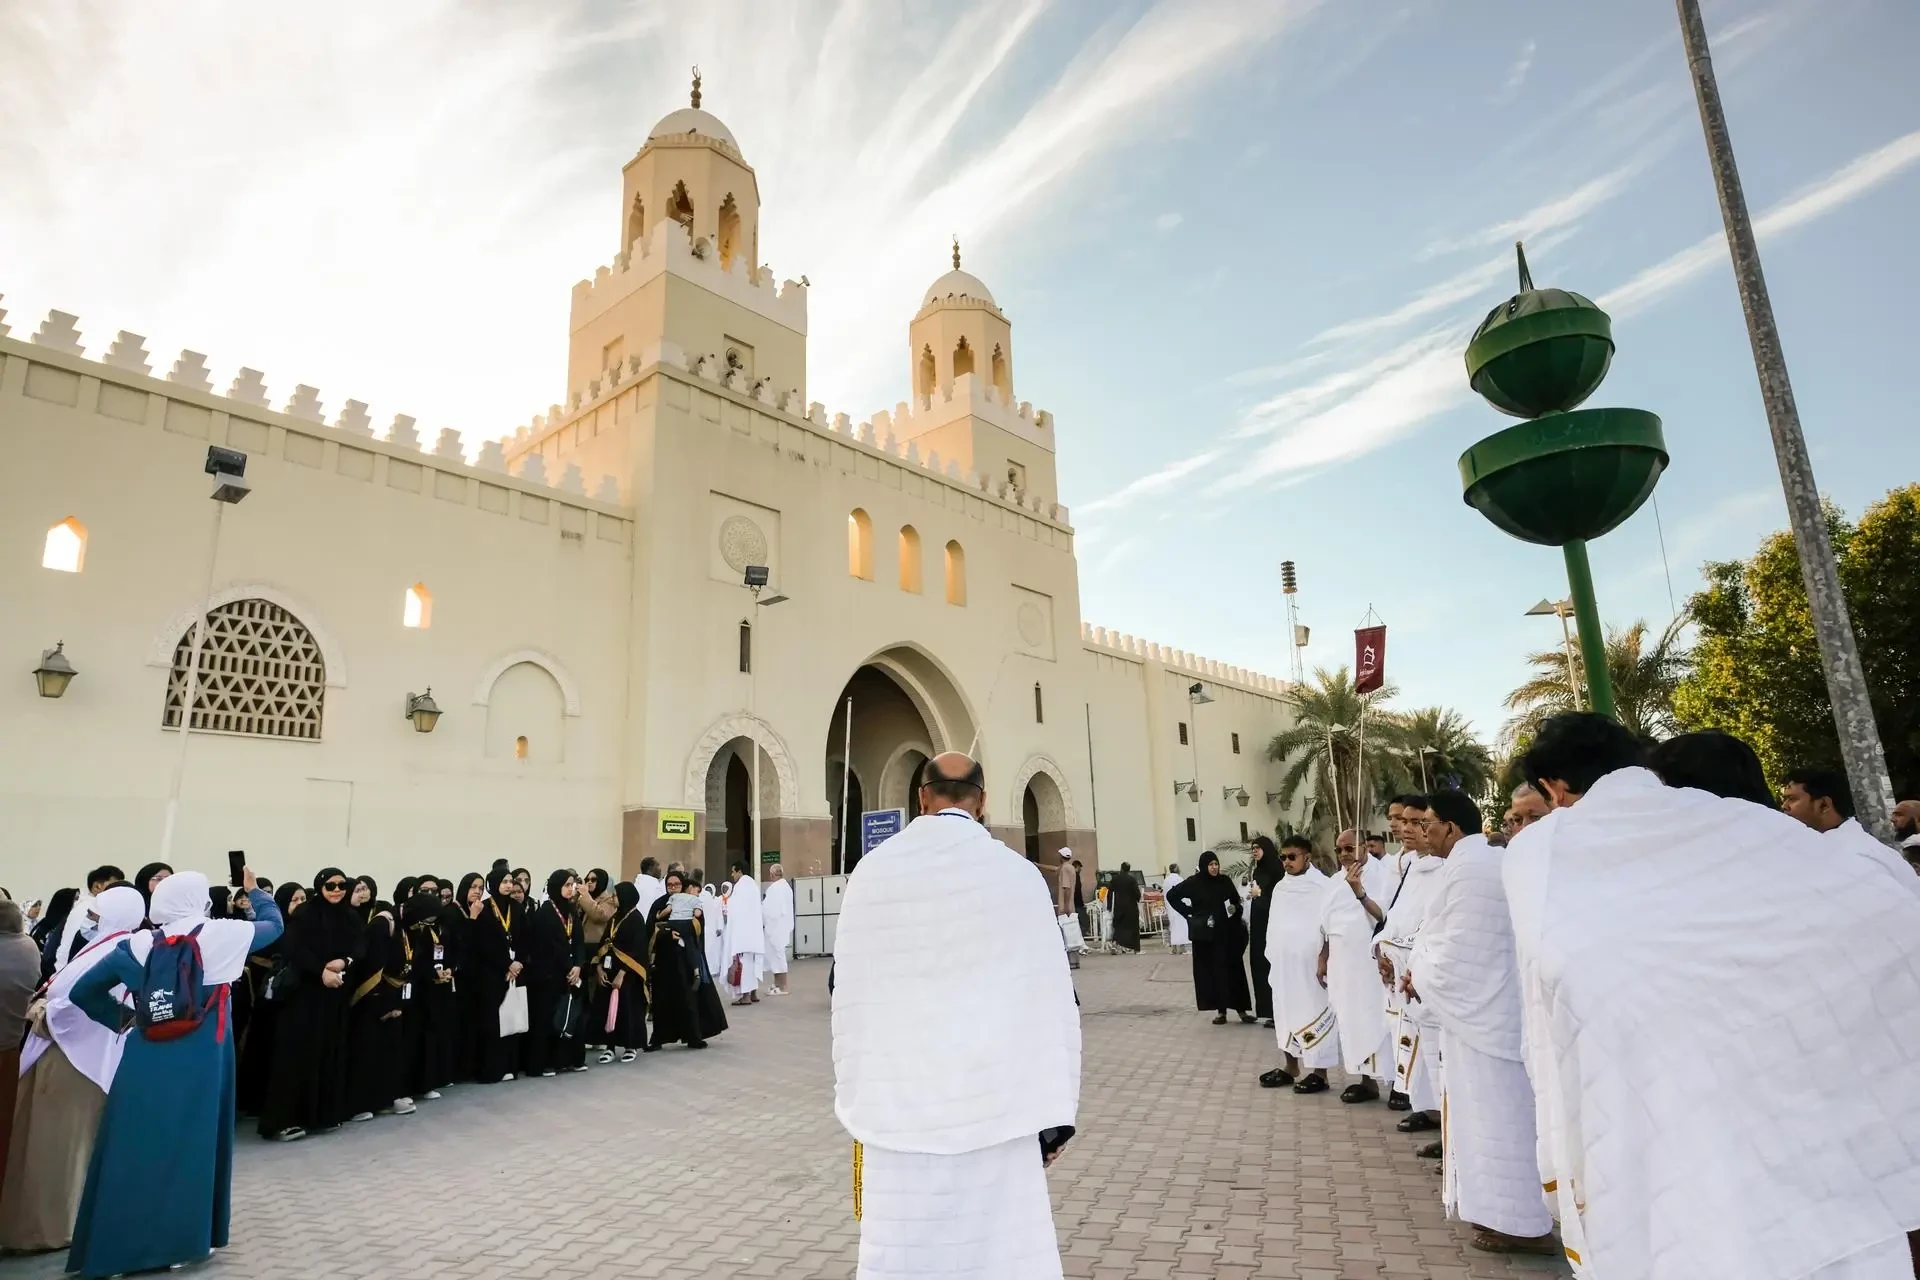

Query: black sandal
left=1397, top=1111, right=1441, bottom=1133
left=1258, top=1067, right=1295, bottom=1088
left=1387, top=1090, right=1412, bottom=1111
left=1341, top=1080, right=1381, bottom=1104
left=1238, top=1011, right=1257, bottom=1024
left=1417, top=1140, right=1442, bottom=1159
left=1211, top=1013, right=1228, bottom=1025
left=1292, top=1073, right=1329, bottom=1095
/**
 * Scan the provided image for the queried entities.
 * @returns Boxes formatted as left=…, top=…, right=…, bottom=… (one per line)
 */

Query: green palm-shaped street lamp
left=1458, top=245, right=1668, bottom=720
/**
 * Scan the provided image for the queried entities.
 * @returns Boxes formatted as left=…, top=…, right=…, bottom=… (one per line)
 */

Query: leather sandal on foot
left=1340, top=1080, right=1380, bottom=1104
left=1387, top=1091, right=1412, bottom=1111
left=1238, top=1011, right=1258, bottom=1024
left=1470, top=1228, right=1558, bottom=1255
left=1292, top=1073, right=1329, bottom=1095
left=1416, top=1140, right=1442, bottom=1159
left=1396, top=1111, right=1440, bottom=1133
left=1258, top=1067, right=1295, bottom=1089
left=1211, top=1013, right=1228, bottom=1025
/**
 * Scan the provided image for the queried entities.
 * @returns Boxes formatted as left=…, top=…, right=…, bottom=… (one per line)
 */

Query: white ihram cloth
left=834, top=811, right=1079, bottom=1280
left=1320, top=875, right=1390, bottom=1078
left=18, top=887, right=146, bottom=1088
left=1376, top=853, right=1445, bottom=1109
left=723, top=874, right=766, bottom=997
left=763, top=877, right=795, bottom=975
left=1827, top=818, right=1920, bottom=898
left=1506, top=768, right=1920, bottom=1280
left=1408, top=836, right=1550, bottom=1238
left=699, top=886, right=727, bottom=977
left=1264, top=867, right=1340, bottom=1067
left=1360, top=853, right=1400, bottom=911
left=1162, top=872, right=1189, bottom=948
left=632, top=872, right=667, bottom=915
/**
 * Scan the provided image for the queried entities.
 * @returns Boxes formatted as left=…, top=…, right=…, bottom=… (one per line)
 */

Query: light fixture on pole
left=404, top=688, right=442, bottom=733
left=1222, top=785, right=1250, bottom=807
left=1525, top=597, right=1582, bottom=709
left=34, top=642, right=77, bottom=699
left=160, top=445, right=252, bottom=863
left=742, top=565, right=789, bottom=876
left=1415, top=745, right=1436, bottom=792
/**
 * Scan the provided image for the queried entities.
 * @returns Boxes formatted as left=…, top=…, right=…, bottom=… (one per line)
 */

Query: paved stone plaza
left=6, top=950, right=1570, bottom=1280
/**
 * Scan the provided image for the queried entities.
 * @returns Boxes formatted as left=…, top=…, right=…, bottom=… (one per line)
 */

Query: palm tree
left=1266, top=666, right=1400, bottom=845
left=1389, top=706, right=1495, bottom=798
left=1502, top=616, right=1689, bottom=748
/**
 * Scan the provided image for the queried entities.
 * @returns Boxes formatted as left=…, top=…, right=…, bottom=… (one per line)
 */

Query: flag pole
left=837, top=695, right=853, bottom=875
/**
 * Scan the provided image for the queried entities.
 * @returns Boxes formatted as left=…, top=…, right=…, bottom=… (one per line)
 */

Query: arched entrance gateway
left=825, top=644, right=975, bottom=872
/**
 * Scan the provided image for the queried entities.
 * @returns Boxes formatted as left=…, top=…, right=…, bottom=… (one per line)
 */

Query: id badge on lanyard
left=433, top=944, right=444, bottom=963
left=401, top=983, right=412, bottom=1001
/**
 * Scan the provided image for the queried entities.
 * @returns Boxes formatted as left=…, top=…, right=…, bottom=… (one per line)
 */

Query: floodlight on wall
left=34, top=642, right=76, bottom=698
left=1188, top=682, right=1214, bottom=705
left=404, top=688, right=443, bottom=733
left=205, top=445, right=251, bottom=504
left=1222, top=786, right=1251, bottom=807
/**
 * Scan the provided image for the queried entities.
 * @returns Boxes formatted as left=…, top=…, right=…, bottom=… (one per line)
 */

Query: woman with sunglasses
left=645, top=871, right=728, bottom=1051
left=257, top=868, right=363, bottom=1141
left=521, top=870, right=587, bottom=1077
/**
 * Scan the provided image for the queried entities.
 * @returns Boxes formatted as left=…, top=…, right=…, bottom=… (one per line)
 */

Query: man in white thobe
left=762, top=866, right=795, bottom=995
left=723, top=861, right=765, bottom=1004
left=697, top=877, right=727, bottom=980
left=1510, top=712, right=1920, bottom=1279
left=1258, top=837, right=1341, bottom=1094
left=834, top=752, right=1080, bottom=1280
left=1376, top=795, right=1446, bottom=1137
left=1321, top=836, right=1390, bottom=1104
left=632, top=856, right=667, bottom=915
left=1161, top=864, right=1189, bottom=952
left=1404, top=789, right=1554, bottom=1254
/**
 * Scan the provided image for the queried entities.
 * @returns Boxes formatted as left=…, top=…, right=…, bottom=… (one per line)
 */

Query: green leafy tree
left=1675, top=486, right=1920, bottom=795
left=1502, top=617, right=1688, bottom=748
left=1266, top=665, right=1400, bottom=846
left=1389, top=706, right=1496, bottom=799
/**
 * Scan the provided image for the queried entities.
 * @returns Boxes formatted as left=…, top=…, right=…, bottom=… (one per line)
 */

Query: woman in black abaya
left=344, top=897, right=409, bottom=1119
left=404, top=888, right=458, bottom=1098
left=1245, top=835, right=1283, bottom=1026
left=645, top=871, right=728, bottom=1050
left=470, top=868, right=525, bottom=1084
left=1107, top=864, right=1143, bottom=953
left=521, top=870, right=587, bottom=1077
left=448, top=872, right=485, bottom=1081
left=590, top=881, right=649, bottom=1063
left=237, top=881, right=305, bottom=1117
left=1164, top=850, right=1255, bottom=1025
left=258, top=869, right=362, bottom=1140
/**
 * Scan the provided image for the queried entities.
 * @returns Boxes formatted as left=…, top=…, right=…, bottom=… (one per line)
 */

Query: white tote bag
left=1057, top=913, right=1086, bottom=952
left=498, top=984, right=530, bottom=1037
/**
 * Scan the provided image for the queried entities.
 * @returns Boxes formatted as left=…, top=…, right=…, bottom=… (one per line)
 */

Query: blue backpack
left=134, top=925, right=214, bottom=1042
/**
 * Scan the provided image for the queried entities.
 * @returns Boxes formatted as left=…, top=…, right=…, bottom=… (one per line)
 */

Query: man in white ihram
left=722, top=860, right=764, bottom=1004
left=833, top=752, right=1081, bottom=1280
left=761, top=865, right=795, bottom=996
left=1509, top=712, right=1920, bottom=1279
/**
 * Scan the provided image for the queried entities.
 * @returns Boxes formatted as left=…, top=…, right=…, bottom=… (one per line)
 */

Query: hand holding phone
left=228, top=850, right=247, bottom=888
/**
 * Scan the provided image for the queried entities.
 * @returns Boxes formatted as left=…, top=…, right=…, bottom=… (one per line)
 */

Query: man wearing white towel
left=1376, top=795, right=1447, bottom=1135
left=762, top=865, right=795, bottom=995
left=722, top=861, right=765, bottom=1005
left=1511, top=713, right=1920, bottom=1279
left=833, top=752, right=1080, bottom=1280
left=1257, top=835, right=1341, bottom=1095
left=1162, top=864, right=1188, bottom=953
left=1404, top=788, right=1555, bottom=1256
left=1321, top=837, right=1391, bottom=1105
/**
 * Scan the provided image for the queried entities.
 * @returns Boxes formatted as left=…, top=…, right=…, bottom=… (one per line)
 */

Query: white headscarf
left=122, top=871, right=259, bottom=985
left=23, top=885, right=146, bottom=1090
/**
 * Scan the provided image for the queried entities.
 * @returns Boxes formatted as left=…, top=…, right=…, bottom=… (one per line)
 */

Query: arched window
left=667, top=180, right=694, bottom=229
left=848, top=509, right=874, bottom=580
left=403, top=583, right=432, bottom=629
left=486, top=661, right=565, bottom=761
left=626, top=194, right=645, bottom=253
left=42, top=516, right=86, bottom=573
left=952, top=335, right=974, bottom=380
left=515, top=735, right=529, bottom=760
left=898, top=525, right=922, bottom=593
left=917, top=345, right=936, bottom=401
left=162, top=598, right=326, bottom=740
left=944, top=540, right=967, bottom=606
left=718, top=194, right=741, bottom=269
left=991, top=344, right=1011, bottom=401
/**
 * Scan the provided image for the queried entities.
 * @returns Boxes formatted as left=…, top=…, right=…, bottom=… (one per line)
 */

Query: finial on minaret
left=952, top=235, right=961, bottom=271
left=691, top=66, right=702, bottom=109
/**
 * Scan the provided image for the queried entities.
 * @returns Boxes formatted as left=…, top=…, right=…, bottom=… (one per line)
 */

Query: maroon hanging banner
left=1354, top=625, right=1387, bottom=694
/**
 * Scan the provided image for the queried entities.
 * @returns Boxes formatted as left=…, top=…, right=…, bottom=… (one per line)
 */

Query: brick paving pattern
left=6, top=949, right=1571, bottom=1278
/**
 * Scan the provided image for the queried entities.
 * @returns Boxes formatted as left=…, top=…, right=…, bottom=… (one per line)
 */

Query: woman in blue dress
left=65, top=868, right=283, bottom=1279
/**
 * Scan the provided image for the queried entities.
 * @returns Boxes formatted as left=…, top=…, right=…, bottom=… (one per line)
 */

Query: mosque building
left=1, top=81, right=1307, bottom=900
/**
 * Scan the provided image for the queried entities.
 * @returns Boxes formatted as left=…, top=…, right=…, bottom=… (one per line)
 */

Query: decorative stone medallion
left=718, top=514, right=768, bottom=573
left=1017, top=601, right=1047, bottom=647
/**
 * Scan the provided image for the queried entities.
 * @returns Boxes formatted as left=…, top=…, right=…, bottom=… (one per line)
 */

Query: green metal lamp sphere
left=1458, top=407, right=1667, bottom=546
left=1465, top=244, right=1615, bottom=419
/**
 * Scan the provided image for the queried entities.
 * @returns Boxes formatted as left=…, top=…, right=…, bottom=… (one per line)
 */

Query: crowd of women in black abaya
left=202, top=862, right=732, bottom=1142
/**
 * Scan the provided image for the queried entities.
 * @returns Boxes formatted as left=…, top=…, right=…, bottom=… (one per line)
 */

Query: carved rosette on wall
left=717, top=514, right=769, bottom=574
left=1016, top=602, right=1047, bottom=648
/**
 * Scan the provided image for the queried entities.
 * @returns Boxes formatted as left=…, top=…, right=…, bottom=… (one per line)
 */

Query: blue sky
left=3, top=0, right=1915, bottom=745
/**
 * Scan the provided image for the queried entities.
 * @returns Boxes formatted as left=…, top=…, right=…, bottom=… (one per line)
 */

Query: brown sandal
left=1470, top=1227, right=1558, bottom=1255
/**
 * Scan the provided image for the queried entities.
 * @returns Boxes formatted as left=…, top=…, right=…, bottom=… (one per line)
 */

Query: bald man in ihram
left=833, top=752, right=1081, bottom=1279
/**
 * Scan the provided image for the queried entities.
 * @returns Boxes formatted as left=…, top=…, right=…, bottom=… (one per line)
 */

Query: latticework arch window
left=162, top=598, right=326, bottom=740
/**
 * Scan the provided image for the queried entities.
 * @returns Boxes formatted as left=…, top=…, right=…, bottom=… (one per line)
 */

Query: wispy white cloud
left=0, top=0, right=1320, bottom=454
left=1154, top=212, right=1184, bottom=232
left=1077, top=448, right=1224, bottom=518
left=1602, top=128, right=1920, bottom=317
left=1308, top=253, right=1511, bottom=347
left=1420, top=166, right=1635, bottom=259
left=1494, top=39, right=1537, bottom=103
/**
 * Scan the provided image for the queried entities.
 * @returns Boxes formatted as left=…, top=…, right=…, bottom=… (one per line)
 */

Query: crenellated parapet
left=569, top=217, right=807, bottom=339
left=0, top=302, right=632, bottom=540
left=878, top=370, right=1053, bottom=455
left=1080, top=622, right=1290, bottom=698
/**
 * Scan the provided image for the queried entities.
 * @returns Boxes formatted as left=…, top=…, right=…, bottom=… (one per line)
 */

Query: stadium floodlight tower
left=1457, top=244, right=1667, bottom=720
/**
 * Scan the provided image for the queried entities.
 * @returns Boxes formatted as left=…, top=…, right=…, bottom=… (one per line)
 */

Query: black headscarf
left=133, top=862, right=172, bottom=912
left=1249, top=836, right=1283, bottom=893
left=1198, top=850, right=1222, bottom=877
left=292, top=866, right=364, bottom=964
left=394, top=876, right=419, bottom=907
left=208, top=886, right=233, bottom=919
left=585, top=867, right=612, bottom=898
left=273, top=881, right=305, bottom=918
left=457, top=872, right=485, bottom=910
left=485, top=867, right=512, bottom=899
left=34, top=887, right=79, bottom=945
left=545, top=869, right=575, bottom=910
left=613, top=880, right=640, bottom=917
left=403, top=888, right=442, bottom=929
left=353, top=875, right=379, bottom=916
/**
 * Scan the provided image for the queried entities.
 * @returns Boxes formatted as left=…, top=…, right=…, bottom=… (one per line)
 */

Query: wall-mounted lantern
left=34, top=642, right=76, bottom=699
left=405, top=688, right=442, bottom=734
